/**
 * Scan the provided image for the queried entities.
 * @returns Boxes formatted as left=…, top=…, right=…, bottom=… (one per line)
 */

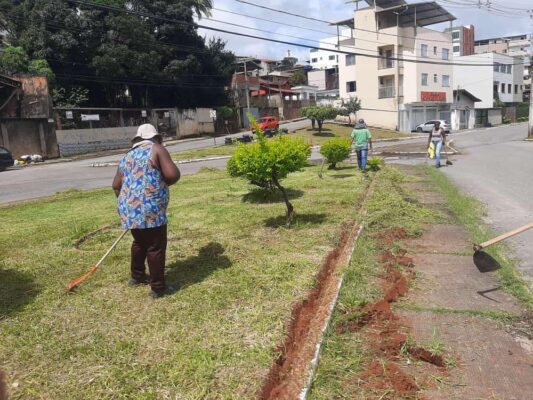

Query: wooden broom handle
left=95, top=230, right=129, bottom=268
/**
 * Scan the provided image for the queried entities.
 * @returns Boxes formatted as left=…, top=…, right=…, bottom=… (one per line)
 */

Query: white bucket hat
left=133, top=124, right=160, bottom=142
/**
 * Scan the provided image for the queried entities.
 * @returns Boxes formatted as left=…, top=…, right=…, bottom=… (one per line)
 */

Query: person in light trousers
left=428, top=121, right=446, bottom=168
left=350, top=119, right=373, bottom=172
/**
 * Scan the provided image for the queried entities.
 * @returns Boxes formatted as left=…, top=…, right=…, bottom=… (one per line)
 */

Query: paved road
left=440, top=123, right=533, bottom=284
left=0, top=119, right=310, bottom=204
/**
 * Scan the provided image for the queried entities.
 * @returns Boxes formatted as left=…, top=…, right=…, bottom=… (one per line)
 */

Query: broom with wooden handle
left=67, top=230, right=129, bottom=291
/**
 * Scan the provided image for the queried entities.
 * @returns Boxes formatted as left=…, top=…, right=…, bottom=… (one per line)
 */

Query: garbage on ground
left=17, top=154, right=44, bottom=165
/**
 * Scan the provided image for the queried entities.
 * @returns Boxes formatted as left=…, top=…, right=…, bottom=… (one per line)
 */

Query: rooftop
left=375, top=2, right=456, bottom=27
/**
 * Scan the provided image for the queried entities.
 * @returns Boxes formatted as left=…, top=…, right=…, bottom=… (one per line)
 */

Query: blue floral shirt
left=117, top=142, right=169, bottom=230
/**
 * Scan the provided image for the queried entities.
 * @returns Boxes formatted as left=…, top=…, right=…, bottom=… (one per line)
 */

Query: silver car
left=415, top=120, right=451, bottom=133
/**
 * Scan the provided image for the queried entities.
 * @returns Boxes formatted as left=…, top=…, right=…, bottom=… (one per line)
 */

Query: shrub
left=367, top=157, right=384, bottom=172
left=228, top=115, right=311, bottom=223
left=336, top=97, right=361, bottom=125
left=320, top=138, right=351, bottom=169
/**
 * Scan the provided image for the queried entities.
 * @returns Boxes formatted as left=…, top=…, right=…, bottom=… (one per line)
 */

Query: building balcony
left=378, top=58, right=395, bottom=70
left=378, top=86, right=395, bottom=99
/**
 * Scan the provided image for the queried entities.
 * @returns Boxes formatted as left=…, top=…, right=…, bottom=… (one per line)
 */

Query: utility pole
left=527, top=85, right=533, bottom=139
left=243, top=60, right=251, bottom=111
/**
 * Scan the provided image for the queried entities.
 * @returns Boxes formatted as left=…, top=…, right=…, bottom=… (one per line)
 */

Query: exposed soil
left=407, top=347, right=445, bottom=367
left=337, top=227, right=449, bottom=398
left=259, top=222, right=361, bottom=399
left=358, top=360, right=419, bottom=396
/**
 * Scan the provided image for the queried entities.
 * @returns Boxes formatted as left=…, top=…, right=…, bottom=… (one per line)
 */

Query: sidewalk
left=395, top=164, right=532, bottom=399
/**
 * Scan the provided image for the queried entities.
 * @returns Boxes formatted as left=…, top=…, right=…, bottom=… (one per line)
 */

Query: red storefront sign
left=421, top=91, right=446, bottom=102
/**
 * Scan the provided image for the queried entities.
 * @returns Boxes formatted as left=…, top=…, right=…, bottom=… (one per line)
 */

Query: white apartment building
left=337, top=0, right=454, bottom=131
left=454, top=53, right=523, bottom=126
left=309, top=29, right=353, bottom=70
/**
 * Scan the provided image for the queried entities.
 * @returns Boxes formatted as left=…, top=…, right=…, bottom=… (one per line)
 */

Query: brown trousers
left=130, top=225, right=167, bottom=293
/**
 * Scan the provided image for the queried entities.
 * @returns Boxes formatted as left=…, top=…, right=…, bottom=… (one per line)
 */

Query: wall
left=56, top=126, right=136, bottom=156
left=55, top=107, right=215, bottom=156
left=454, top=54, right=494, bottom=108
left=488, top=109, right=502, bottom=125
left=308, top=70, right=327, bottom=91
left=0, top=118, right=58, bottom=158
left=14, top=75, right=51, bottom=118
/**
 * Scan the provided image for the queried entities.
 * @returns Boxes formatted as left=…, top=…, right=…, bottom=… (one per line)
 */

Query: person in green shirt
left=350, top=119, right=373, bottom=172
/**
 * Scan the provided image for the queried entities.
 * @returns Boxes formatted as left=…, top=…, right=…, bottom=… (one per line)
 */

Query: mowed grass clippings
left=0, top=166, right=366, bottom=399
left=309, top=166, right=436, bottom=399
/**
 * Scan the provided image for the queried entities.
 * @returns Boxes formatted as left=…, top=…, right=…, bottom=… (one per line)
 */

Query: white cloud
left=198, top=0, right=533, bottom=61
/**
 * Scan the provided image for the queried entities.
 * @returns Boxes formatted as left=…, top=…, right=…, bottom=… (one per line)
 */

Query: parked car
left=0, top=146, right=14, bottom=171
left=257, top=116, right=280, bottom=133
left=415, top=120, right=451, bottom=134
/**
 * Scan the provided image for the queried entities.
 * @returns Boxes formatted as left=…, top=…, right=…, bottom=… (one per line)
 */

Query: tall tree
left=0, top=0, right=235, bottom=108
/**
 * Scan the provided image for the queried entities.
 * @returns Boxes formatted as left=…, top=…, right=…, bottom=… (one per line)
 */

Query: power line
left=69, top=0, right=523, bottom=67
left=233, top=0, right=456, bottom=44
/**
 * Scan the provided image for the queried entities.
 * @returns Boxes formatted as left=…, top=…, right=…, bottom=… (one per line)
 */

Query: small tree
left=320, top=138, right=351, bottom=169
left=228, top=115, right=310, bottom=223
left=301, top=105, right=339, bottom=134
left=289, top=70, right=307, bottom=86
left=0, top=46, right=29, bottom=75
left=337, top=97, right=361, bottom=125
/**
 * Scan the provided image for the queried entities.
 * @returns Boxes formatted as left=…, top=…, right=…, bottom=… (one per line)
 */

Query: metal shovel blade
left=473, top=251, right=502, bottom=273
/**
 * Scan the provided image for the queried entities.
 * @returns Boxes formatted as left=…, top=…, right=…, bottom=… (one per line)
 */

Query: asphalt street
left=0, top=119, right=310, bottom=204
left=439, top=123, right=533, bottom=284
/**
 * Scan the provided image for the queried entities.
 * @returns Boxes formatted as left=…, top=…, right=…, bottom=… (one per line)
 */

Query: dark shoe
left=435, top=164, right=441, bottom=168
left=149, top=285, right=179, bottom=299
left=129, top=277, right=150, bottom=287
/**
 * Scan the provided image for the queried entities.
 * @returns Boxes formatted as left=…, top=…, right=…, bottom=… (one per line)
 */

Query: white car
left=415, top=120, right=451, bottom=134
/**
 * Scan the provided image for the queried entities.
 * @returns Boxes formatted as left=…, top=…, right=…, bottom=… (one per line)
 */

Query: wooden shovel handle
left=475, top=222, right=533, bottom=251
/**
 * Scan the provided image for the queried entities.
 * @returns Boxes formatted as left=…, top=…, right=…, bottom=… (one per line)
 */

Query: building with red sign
left=336, top=0, right=454, bottom=132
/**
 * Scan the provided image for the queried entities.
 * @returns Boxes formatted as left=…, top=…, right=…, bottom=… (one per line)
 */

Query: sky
left=198, top=0, right=533, bottom=62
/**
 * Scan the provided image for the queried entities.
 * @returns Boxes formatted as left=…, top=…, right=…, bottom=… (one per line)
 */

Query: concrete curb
left=298, top=223, right=365, bottom=400
left=90, top=155, right=233, bottom=168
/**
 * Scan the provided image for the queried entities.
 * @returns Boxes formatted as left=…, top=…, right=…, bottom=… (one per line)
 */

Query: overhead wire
left=68, top=0, right=523, bottom=67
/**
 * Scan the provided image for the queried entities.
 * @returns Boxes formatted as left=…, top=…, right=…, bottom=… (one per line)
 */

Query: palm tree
left=190, top=0, right=213, bottom=18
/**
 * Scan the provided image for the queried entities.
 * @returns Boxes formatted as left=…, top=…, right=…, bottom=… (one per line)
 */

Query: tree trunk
left=318, top=119, right=323, bottom=134
left=311, top=118, right=316, bottom=129
left=272, top=173, right=294, bottom=225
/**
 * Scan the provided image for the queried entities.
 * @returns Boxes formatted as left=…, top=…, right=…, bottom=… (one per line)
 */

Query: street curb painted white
left=298, top=224, right=365, bottom=400
left=90, top=155, right=232, bottom=168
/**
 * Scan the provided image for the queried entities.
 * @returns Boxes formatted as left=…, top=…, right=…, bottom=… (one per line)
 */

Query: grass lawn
left=170, top=123, right=415, bottom=161
left=291, top=123, right=416, bottom=146
left=308, top=167, right=437, bottom=399
left=0, top=164, right=368, bottom=399
left=171, top=145, right=236, bottom=161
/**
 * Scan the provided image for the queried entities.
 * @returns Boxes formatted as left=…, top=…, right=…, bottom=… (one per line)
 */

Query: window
left=442, top=75, right=450, bottom=87
left=452, top=31, right=460, bottom=40
left=433, top=74, right=438, bottom=83
left=319, top=57, right=323, bottom=61
left=515, top=84, right=518, bottom=94
left=500, top=64, right=506, bottom=73
left=345, top=54, right=356, bottom=66
left=311, top=58, right=318, bottom=63
left=433, top=46, right=437, bottom=55
left=508, top=84, right=512, bottom=93
left=442, top=48, right=449, bottom=60
left=346, top=81, right=356, bottom=93
left=421, top=73, right=428, bottom=86
left=501, top=83, right=505, bottom=93
left=506, top=65, right=512, bottom=74
left=421, top=44, right=428, bottom=57
left=453, top=45, right=460, bottom=53
left=494, top=62, right=500, bottom=72
left=328, top=55, right=335, bottom=60
left=310, top=49, right=318, bottom=53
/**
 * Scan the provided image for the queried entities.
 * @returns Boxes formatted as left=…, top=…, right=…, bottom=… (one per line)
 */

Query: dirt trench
left=259, top=222, right=361, bottom=399
left=338, top=228, right=446, bottom=398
